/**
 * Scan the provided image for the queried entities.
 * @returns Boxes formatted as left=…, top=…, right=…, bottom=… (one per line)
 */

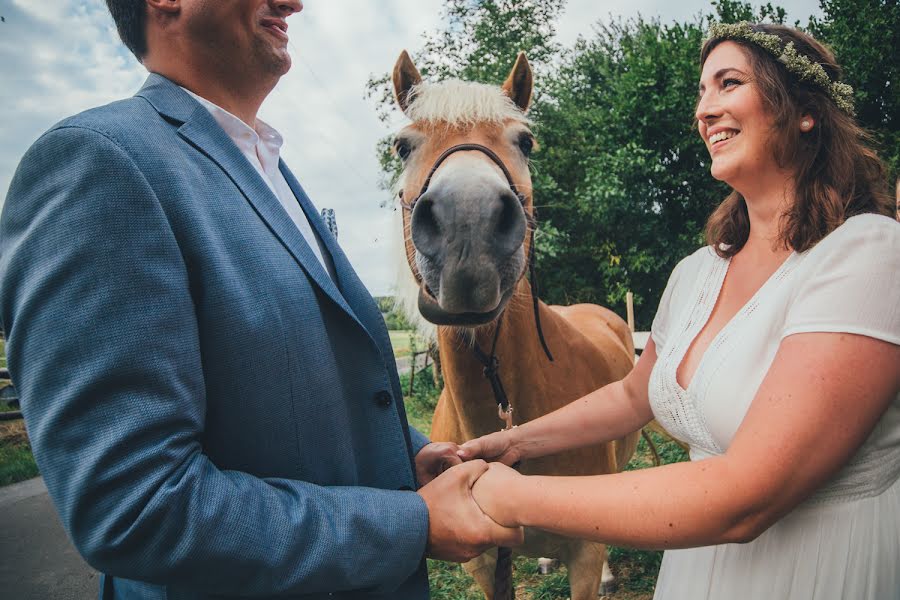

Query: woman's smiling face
left=696, top=41, right=782, bottom=189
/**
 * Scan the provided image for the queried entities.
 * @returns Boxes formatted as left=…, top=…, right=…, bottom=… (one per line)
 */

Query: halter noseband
left=399, top=143, right=535, bottom=228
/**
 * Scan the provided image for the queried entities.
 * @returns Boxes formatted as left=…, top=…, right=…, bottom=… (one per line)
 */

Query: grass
left=1, top=338, right=38, bottom=487
left=0, top=420, right=38, bottom=486
left=400, top=367, right=689, bottom=599
left=389, top=329, right=428, bottom=358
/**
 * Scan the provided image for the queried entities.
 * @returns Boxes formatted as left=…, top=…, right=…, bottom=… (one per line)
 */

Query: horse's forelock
left=406, top=80, right=530, bottom=128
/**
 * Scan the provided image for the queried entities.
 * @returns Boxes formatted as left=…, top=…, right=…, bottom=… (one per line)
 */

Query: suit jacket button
left=375, top=390, right=393, bottom=407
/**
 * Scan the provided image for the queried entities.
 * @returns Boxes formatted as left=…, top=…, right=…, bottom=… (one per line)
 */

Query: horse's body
left=391, top=51, right=640, bottom=599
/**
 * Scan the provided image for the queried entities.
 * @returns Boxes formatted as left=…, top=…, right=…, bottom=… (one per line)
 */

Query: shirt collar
left=179, top=86, right=284, bottom=176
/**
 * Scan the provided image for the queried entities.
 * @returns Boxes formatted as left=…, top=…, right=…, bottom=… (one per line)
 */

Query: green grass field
left=398, top=365, right=688, bottom=599
left=388, top=329, right=428, bottom=358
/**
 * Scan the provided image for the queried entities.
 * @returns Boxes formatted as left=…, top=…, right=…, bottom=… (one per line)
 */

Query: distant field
left=388, top=330, right=427, bottom=358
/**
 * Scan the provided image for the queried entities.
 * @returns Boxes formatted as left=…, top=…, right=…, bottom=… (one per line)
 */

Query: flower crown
left=705, top=22, right=855, bottom=116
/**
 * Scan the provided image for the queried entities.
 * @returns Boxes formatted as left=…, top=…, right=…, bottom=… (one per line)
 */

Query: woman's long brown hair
left=701, top=24, right=893, bottom=257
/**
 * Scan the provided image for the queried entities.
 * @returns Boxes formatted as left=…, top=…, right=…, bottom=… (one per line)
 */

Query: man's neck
left=145, top=57, right=276, bottom=127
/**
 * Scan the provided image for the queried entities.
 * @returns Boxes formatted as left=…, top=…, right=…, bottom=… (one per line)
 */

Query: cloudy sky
left=0, top=0, right=821, bottom=295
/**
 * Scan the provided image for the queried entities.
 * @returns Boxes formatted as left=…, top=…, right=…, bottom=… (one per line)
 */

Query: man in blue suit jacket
left=0, top=1, right=522, bottom=598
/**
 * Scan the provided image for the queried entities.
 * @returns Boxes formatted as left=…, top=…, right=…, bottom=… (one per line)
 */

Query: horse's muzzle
left=417, top=285, right=513, bottom=326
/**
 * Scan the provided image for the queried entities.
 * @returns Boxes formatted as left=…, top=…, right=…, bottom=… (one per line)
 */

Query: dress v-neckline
left=673, top=249, right=798, bottom=393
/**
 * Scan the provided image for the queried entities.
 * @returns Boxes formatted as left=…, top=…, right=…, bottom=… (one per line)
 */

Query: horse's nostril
left=496, top=193, right=518, bottom=236
left=491, top=190, right=527, bottom=256
left=410, top=196, right=442, bottom=259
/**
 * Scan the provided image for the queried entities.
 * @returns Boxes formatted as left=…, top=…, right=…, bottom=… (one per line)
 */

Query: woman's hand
left=415, top=442, right=463, bottom=485
left=457, top=430, right=522, bottom=465
left=470, top=462, right=523, bottom=528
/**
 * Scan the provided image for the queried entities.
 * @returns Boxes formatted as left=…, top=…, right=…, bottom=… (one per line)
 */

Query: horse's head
left=392, top=51, right=536, bottom=328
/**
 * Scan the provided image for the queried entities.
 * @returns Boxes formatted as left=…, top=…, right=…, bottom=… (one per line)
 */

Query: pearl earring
left=801, top=120, right=812, bottom=131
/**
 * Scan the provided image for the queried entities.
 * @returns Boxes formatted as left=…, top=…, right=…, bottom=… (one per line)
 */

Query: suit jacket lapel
left=279, top=164, right=388, bottom=349
left=136, top=75, right=364, bottom=329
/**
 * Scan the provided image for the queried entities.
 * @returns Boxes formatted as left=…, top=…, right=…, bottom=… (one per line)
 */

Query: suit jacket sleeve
left=0, top=126, right=429, bottom=595
left=410, top=426, right=430, bottom=457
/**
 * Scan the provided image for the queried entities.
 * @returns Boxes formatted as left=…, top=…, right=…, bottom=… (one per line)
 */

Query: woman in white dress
left=458, top=23, right=900, bottom=599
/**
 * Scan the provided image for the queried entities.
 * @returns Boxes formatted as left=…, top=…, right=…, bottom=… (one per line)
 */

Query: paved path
left=0, top=477, right=98, bottom=600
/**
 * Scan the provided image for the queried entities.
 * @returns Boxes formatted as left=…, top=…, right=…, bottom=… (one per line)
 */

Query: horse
left=390, top=50, right=641, bottom=599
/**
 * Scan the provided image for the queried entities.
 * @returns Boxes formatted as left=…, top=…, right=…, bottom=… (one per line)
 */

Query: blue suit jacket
left=0, top=74, right=431, bottom=599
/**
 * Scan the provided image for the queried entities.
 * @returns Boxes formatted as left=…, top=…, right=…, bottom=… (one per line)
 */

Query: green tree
left=809, top=0, right=900, bottom=182
left=532, top=2, right=787, bottom=327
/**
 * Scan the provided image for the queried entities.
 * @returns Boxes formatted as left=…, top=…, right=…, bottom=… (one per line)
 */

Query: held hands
left=456, top=429, right=522, bottom=465
left=417, top=460, right=524, bottom=562
left=470, top=462, right=521, bottom=528
left=415, top=442, right=463, bottom=485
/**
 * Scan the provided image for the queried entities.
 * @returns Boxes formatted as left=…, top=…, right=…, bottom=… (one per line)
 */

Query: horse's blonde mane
left=405, top=80, right=530, bottom=127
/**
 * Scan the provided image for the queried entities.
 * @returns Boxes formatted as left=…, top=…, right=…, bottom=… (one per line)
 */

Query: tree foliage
left=809, top=0, right=900, bottom=182
left=369, top=0, right=898, bottom=329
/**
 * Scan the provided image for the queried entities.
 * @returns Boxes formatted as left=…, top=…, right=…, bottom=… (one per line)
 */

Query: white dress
left=648, top=214, right=900, bottom=600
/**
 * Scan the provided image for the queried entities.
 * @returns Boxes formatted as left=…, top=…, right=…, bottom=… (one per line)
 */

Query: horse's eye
left=394, top=139, right=412, bottom=161
left=517, top=134, right=534, bottom=157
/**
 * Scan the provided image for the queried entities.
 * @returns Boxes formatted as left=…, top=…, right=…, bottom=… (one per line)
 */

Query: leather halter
left=398, top=142, right=553, bottom=364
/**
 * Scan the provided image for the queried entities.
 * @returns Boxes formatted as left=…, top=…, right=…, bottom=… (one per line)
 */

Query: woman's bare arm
left=472, top=332, right=900, bottom=549
left=458, top=339, right=659, bottom=464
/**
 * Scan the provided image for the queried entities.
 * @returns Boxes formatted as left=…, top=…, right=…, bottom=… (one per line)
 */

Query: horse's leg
left=537, top=557, right=559, bottom=574
left=463, top=548, right=497, bottom=600
left=600, top=558, right=616, bottom=595
left=560, top=540, right=606, bottom=600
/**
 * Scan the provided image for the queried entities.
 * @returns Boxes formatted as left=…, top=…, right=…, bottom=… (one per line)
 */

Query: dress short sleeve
left=782, top=214, right=900, bottom=345
left=651, top=254, right=692, bottom=351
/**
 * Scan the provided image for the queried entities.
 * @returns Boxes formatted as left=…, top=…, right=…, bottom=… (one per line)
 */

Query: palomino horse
left=391, top=51, right=641, bottom=599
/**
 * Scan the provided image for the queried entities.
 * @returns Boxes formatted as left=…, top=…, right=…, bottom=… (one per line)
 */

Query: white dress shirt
left=180, top=87, right=334, bottom=279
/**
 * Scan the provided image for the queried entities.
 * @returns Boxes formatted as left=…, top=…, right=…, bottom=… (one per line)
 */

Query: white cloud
left=0, top=0, right=823, bottom=296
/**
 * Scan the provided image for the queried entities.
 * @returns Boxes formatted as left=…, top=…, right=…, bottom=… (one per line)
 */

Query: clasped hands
left=414, top=433, right=523, bottom=562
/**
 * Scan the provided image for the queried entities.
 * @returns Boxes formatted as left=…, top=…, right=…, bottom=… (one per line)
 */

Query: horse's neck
left=437, top=279, right=562, bottom=438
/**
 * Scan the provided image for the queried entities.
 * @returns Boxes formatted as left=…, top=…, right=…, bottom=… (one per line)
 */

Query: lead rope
left=471, top=319, right=515, bottom=600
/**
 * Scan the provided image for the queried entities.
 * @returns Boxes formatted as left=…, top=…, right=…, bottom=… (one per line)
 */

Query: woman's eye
left=518, top=135, right=534, bottom=157
left=394, top=140, right=412, bottom=160
left=723, top=78, right=742, bottom=89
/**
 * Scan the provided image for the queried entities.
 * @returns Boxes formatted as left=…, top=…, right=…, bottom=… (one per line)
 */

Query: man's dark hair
left=106, top=0, right=147, bottom=61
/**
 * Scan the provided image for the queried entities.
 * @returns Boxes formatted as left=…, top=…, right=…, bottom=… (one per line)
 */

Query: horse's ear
left=502, top=52, right=533, bottom=113
left=393, top=50, right=423, bottom=115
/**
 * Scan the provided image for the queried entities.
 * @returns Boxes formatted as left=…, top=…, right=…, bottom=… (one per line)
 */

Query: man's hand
left=417, top=460, right=524, bottom=562
left=415, top=442, right=462, bottom=485
left=471, top=462, right=521, bottom=528
left=456, top=430, right=521, bottom=465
